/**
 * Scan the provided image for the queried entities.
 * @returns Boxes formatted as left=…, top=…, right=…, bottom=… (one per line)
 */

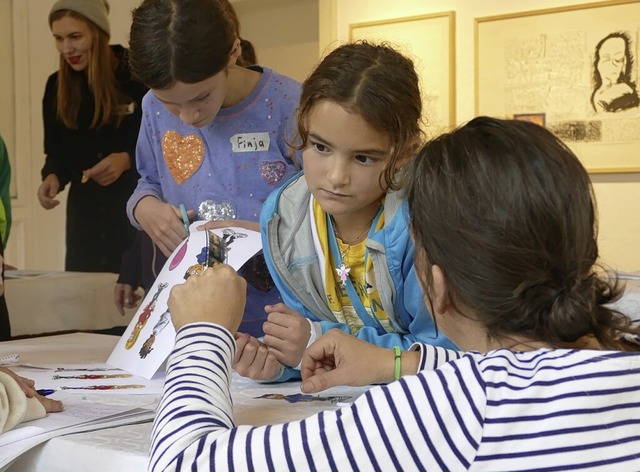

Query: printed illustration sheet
left=10, top=363, right=165, bottom=395
left=108, top=222, right=262, bottom=379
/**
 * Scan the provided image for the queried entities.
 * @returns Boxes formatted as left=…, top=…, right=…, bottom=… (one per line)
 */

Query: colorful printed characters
left=183, top=230, right=227, bottom=279
left=169, top=238, right=189, bottom=270
left=139, top=310, right=172, bottom=359
left=184, top=262, right=207, bottom=278
left=253, top=393, right=354, bottom=404
left=125, top=282, right=169, bottom=350
left=52, top=373, right=133, bottom=380
left=129, top=229, right=242, bottom=357
left=222, top=228, right=247, bottom=246
left=60, top=384, right=145, bottom=390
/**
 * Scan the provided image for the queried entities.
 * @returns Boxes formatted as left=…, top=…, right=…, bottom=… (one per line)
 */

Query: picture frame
left=350, top=12, right=456, bottom=138
left=475, top=0, right=640, bottom=174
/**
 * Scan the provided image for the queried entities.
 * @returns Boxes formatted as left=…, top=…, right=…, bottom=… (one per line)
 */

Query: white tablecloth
left=1, top=333, right=369, bottom=471
left=5, top=271, right=136, bottom=337
left=5, top=280, right=638, bottom=471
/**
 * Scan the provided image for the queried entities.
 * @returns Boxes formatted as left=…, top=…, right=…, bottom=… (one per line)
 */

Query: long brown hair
left=406, top=116, right=640, bottom=351
left=51, top=10, right=130, bottom=129
left=294, top=41, right=423, bottom=191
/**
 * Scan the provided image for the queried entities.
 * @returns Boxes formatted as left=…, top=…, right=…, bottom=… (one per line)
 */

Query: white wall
left=234, top=0, right=319, bottom=82
left=4, top=0, right=638, bottom=273
left=323, top=0, right=640, bottom=273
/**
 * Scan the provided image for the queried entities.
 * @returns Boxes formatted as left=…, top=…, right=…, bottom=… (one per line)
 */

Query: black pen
left=36, top=389, right=55, bottom=397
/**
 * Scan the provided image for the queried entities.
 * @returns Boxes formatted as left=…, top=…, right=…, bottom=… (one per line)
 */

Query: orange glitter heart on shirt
left=162, top=130, right=205, bottom=185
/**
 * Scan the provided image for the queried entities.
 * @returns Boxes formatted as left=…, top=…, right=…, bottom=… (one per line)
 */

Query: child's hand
left=232, top=333, right=283, bottom=381
left=114, top=283, right=142, bottom=316
left=135, top=197, right=195, bottom=256
left=262, top=303, right=310, bottom=367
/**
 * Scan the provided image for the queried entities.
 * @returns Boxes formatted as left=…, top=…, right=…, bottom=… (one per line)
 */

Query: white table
left=1, top=333, right=369, bottom=471
left=5, top=281, right=638, bottom=471
left=5, top=271, right=136, bottom=337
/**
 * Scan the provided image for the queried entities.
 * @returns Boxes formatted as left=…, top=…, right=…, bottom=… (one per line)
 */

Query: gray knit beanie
left=49, top=0, right=111, bottom=37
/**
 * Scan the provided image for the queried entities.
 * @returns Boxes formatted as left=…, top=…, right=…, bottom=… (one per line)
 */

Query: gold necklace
left=331, top=218, right=370, bottom=245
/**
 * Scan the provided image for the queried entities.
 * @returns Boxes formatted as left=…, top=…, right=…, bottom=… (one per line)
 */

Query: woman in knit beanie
left=37, top=0, right=148, bottom=278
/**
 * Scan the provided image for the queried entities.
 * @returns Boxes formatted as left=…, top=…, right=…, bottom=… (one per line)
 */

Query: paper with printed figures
left=108, top=222, right=262, bottom=379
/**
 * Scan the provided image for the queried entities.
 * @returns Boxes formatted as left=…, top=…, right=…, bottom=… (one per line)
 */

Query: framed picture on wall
left=350, top=12, right=456, bottom=138
left=475, top=0, right=640, bottom=174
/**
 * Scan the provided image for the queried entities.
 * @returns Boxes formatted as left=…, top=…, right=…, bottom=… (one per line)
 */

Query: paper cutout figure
left=254, top=393, right=354, bottom=404
left=53, top=373, right=133, bottom=380
left=60, top=384, right=145, bottom=390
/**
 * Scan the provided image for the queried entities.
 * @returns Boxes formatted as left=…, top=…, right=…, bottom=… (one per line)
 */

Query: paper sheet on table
left=230, top=373, right=372, bottom=426
left=108, top=222, right=262, bottom=379
left=0, top=393, right=156, bottom=469
left=11, top=363, right=165, bottom=395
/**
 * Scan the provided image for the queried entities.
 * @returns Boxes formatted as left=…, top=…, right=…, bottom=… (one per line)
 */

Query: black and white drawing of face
left=597, top=36, right=627, bottom=85
left=591, top=31, right=639, bottom=113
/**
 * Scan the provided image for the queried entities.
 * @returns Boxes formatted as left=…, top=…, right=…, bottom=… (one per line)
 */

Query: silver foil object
left=198, top=200, right=237, bottom=221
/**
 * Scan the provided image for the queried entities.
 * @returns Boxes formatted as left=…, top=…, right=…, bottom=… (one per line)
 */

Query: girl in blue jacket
left=234, top=42, right=457, bottom=382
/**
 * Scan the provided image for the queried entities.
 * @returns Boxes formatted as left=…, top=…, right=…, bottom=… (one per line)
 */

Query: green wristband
left=393, top=346, right=402, bottom=381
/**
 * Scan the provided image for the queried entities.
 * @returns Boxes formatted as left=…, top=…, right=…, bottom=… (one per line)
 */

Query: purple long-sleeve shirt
left=127, top=67, right=301, bottom=336
left=127, top=66, right=301, bottom=224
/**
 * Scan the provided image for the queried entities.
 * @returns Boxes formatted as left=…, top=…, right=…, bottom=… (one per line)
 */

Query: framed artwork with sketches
left=350, top=12, right=456, bottom=138
left=476, top=0, right=640, bottom=174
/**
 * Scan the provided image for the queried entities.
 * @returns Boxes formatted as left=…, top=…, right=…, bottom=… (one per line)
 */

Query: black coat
left=42, top=45, right=148, bottom=273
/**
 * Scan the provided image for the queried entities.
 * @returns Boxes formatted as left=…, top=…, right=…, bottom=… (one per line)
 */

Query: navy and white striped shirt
left=149, top=323, right=640, bottom=471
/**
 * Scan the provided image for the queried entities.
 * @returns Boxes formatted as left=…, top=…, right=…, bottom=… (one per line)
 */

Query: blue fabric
left=260, top=173, right=457, bottom=382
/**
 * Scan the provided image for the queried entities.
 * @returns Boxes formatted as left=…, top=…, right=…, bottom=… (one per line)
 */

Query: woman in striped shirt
left=152, top=116, right=640, bottom=471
